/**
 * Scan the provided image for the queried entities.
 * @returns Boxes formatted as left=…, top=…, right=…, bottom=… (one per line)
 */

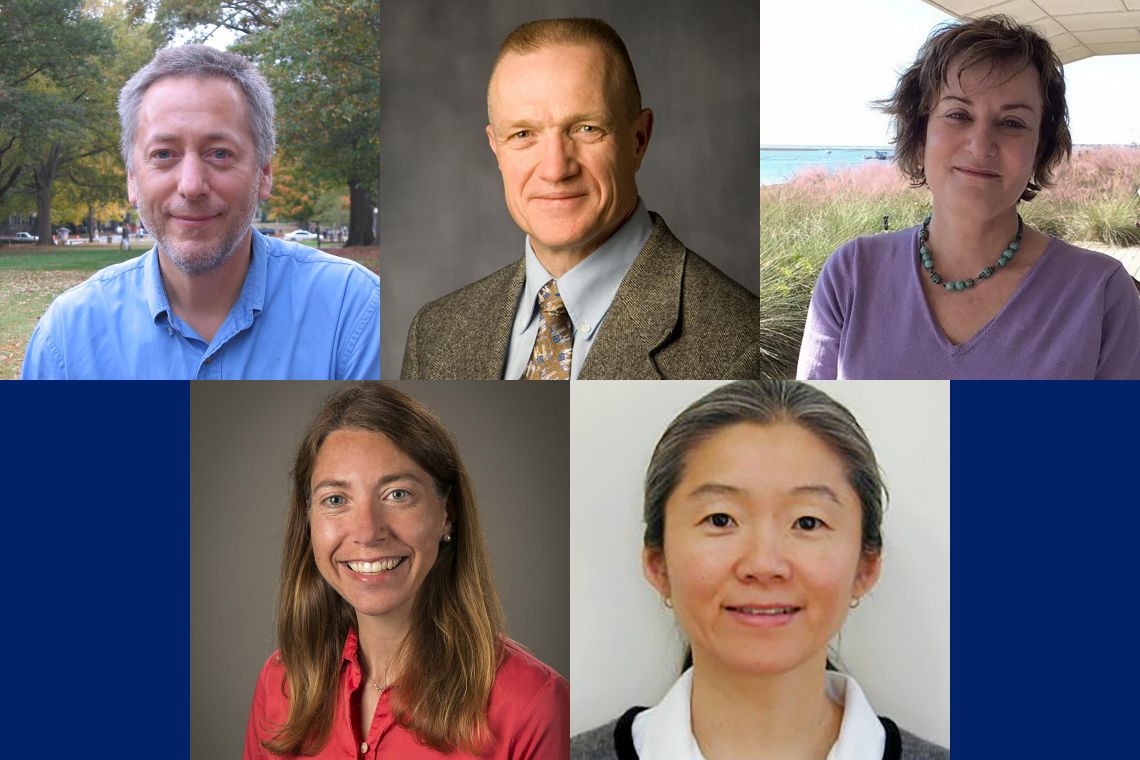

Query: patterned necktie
left=524, top=279, right=574, bottom=380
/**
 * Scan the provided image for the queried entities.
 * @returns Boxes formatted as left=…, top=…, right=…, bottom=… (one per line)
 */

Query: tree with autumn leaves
left=139, top=0, right=379, bottom=246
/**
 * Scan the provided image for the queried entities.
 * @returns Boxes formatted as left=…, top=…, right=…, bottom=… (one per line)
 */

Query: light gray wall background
left=190, top=381, right=570, bottom=759
left=381, top=0, right=760, bottom=377
left=570, top=381, right=950, bottom=748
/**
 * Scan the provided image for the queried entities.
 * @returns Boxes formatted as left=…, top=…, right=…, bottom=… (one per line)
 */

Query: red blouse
left=244, top=629, right=568, bottom=759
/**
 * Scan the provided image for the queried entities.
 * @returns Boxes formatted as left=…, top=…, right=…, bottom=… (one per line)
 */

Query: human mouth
left=170, top=213, right=221, bottom=226
left=531, top=192, right=587, bottom=205
left=344, top=557, right=406, bottom=574
left=954, top=166, right=1001, bottom=178
left=724, top=604, right=802, bottom=626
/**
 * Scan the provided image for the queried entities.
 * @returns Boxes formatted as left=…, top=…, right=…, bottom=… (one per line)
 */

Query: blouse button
left=360, top=741, right=368, bottom=754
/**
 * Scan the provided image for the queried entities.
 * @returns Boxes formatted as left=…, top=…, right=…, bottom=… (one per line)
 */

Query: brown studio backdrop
left=189, top=381, right=570, bottom=758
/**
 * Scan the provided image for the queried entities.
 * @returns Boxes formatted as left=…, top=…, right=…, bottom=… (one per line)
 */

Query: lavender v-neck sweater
left=797, top=227, right=1140, bottom=379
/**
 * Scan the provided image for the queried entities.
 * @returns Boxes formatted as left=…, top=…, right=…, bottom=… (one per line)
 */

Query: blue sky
left=760, top=0, right=1140, bottom=147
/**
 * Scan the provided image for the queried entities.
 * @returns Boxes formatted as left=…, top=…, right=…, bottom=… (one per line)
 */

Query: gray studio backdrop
left=190, top=381, right=570, bottom=758
left=381, top=0, right=760, bottom=377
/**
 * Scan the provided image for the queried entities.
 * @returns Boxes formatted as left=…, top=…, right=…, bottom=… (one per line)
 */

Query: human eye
left=1000, top=117, right=1027, bottom=130
left=702, top=512, right=737, bottom=529
left=387, top=488, right=411, bottom=502
left=572, top=124, right=606, bottom=142
left=319, top=494, right=348, bottom=509
left=150, top=149, right=175, bottom=161
left=209, top=148, right=234, bottom=160
left=945, top=110, right=970, bottom=122
left=793, top=515, right=828, bottom=531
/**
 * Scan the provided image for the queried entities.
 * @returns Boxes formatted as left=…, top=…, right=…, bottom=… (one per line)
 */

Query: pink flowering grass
left=760, top=146, right=1140, bottom=366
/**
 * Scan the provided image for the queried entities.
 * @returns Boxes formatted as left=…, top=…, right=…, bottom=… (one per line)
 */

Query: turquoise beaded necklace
left=919, top=213, right=1023, bottom=291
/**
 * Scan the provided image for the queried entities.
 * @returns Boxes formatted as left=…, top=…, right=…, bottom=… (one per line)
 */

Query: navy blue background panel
left=952, top=380, right=1136, bottom=754
left=0, top=381, right=188, bottom=757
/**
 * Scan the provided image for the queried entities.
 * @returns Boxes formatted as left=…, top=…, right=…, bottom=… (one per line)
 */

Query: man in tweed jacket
left=401, top=18, right=771, bottom=381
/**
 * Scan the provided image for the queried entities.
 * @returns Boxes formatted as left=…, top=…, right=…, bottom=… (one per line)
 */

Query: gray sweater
left=570, top=712, right=950, bottom=760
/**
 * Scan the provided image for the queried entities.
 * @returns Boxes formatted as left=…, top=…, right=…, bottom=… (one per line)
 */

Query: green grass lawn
left=0, top=241, right=378, bottom=379
left=0, top=246, right=141, bottom=272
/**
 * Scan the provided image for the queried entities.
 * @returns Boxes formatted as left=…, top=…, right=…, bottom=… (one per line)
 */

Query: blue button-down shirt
left=21, top=231, right=379, bottom=379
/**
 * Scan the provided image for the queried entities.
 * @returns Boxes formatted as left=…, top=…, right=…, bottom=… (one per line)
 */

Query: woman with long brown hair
left=244, top=383, right=568, bottom=759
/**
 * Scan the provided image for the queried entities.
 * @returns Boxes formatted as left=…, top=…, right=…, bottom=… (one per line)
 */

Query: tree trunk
left=33, top=144, right=63, bottom=245
left=345, top=177, right=374, bottom=247
left=87, top=204, right=95, bottom=242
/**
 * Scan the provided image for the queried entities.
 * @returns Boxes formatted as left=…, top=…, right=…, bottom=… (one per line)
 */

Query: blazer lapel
left=581, top=215, right=683, bottom=379
left=464, top=259, right=525, bottom=379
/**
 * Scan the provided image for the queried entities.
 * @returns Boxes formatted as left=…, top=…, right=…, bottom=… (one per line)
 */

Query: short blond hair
left=487, top=17, right=642, bottom=122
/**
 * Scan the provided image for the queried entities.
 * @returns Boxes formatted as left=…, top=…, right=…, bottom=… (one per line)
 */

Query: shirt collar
left=512, top=197, right=652, bottom=339
left=141, top=229, right=268, bottom=325
left=634, top=669, right=885, bottom=760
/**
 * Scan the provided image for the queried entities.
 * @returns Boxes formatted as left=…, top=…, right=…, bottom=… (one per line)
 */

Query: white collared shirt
left=503, top=198, right=653, bottom=380
left=631, top=669, right=886, bottom=760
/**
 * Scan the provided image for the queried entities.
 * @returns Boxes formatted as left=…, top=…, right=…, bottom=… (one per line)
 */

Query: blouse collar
left=631, top=669, right=886, bottom=760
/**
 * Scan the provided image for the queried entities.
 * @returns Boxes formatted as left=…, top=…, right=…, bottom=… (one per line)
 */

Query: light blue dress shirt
left=21, top=230, right=379, bottom=379
left=504, top=198, right=653, bottom=380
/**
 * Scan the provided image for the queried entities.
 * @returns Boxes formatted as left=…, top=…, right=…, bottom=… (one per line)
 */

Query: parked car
left=284, top=229, right=318, bottom=241
left=14, top=232, right=37, bottom=241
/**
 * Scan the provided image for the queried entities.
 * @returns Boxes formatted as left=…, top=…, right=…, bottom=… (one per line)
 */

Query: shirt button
left=579, top=322, right=591, bottom=333
left=360, top=741, right=368, bottom=754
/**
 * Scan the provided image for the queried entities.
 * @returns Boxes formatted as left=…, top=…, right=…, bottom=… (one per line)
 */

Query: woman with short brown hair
left=797, top=15, right=1140, bottom=380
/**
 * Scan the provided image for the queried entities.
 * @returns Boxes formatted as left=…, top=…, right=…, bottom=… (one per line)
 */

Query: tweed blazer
left=401, top=213, right=771, bottom=379
left=570, top=710, right=950, bottom=760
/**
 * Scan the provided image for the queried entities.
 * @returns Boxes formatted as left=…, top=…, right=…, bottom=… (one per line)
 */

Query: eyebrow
left=310, top=472, right=425, bottom=497
left=145, top=131, right=242, bottom=144
left=938, top=95, right=1036, bottom=112
left=789, top=484, right=844, bottom=506
left=684, top=482, right=744, bottom=499
left=682, top=482, right=844, bottom=506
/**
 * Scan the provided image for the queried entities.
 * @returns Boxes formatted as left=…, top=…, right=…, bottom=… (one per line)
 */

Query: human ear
left=852, top=551, right=882, bottom=599
left=631, top=108, right=654, bottom=169
left=258, top=162, right=273, bottom=200
left=642, top=546, right=670, bottom=599
left=485, top=124, right=499, bottom=160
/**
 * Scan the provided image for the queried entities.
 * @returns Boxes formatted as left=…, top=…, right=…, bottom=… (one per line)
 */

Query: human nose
left=535, top=133, right=579, bottom=183
left=177, top=154, right=209, bottom=198
left=965, top=120, right=998, bottom=159
left=349, top=504, right=388, bottom=544
left=736, top=525, right=792, bottom=581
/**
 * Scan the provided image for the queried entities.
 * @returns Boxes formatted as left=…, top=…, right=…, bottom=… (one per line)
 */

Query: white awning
left=923, top=0, right=1140, bottom=63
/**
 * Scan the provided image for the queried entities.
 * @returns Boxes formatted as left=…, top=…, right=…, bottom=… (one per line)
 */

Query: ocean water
left=761, top=146, right=894, bottom=185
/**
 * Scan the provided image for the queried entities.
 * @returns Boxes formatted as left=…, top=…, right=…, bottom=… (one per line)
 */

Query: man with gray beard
left=22, top=46, right=379, bottom=379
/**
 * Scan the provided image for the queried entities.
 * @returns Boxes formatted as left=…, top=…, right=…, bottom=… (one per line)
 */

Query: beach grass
left=760, top=146, right=1140, bottom=368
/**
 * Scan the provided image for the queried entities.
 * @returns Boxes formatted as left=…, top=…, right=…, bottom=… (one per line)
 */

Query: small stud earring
left=850, top=597, right=861, bottom=609
left=442, top=534, right=452, bottom=543
left=663, top=596, right=673, bottom=609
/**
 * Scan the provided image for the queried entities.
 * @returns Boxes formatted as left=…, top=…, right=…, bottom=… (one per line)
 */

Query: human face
left=644, top=422, right=880, bottom=677
left=486, top=44, right=652, bottom=263
left=309, top=429, right=452, bottom=626
left=922, top=58, right=1042, bottom=218
left=128, top=76, right=272, bottom=276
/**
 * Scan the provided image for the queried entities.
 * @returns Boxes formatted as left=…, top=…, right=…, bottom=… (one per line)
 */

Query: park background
left=0, top=0, right=380, bottom=379
left=760, top=0, right=1140, bottom=371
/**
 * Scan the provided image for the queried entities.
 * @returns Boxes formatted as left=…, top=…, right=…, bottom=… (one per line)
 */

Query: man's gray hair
left=118, top=44, right=276, bottom=171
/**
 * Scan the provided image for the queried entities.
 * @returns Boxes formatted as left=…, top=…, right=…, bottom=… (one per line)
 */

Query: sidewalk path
left=1077, top=242, right=1140, bottom=279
